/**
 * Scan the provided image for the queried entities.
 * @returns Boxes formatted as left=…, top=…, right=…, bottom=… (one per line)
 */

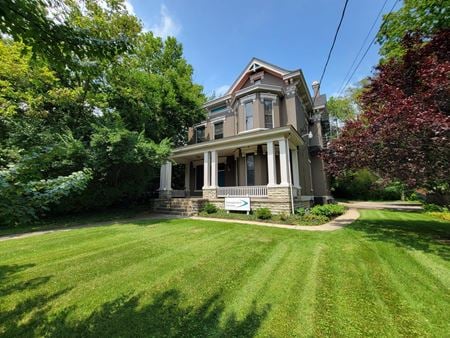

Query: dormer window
left=196, top=125, right=205, bottom=143
left=244, top=101, right=253, bottom=130
left=263, top=99, right=273, bottom=128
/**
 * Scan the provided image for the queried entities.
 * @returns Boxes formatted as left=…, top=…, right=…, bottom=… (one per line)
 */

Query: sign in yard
left=224, top=197, right=251, bottom=211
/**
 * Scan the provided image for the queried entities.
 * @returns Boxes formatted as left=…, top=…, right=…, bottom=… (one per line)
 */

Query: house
left=155, top=58, right=332, bottom=215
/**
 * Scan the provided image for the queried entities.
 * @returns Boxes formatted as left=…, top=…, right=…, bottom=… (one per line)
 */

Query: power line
left=313, top=0, right=350, bottom=106
left=336, top=0, right=390, bottom=96
left=338, top=0, right=400, bottom=96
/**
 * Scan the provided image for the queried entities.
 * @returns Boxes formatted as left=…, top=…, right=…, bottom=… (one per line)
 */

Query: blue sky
left=126, top=0, right=400, bottom=98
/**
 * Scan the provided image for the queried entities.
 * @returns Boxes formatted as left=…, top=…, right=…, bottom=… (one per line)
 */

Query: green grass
left=1, top=210, right=449, bottom=337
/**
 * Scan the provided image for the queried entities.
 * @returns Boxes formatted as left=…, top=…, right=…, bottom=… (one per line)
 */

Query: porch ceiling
left=171, top=125, right=303, bottom=161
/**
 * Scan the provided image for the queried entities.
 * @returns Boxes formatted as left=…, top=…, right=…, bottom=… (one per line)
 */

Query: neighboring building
left=156, top=58, right=332, bottom=215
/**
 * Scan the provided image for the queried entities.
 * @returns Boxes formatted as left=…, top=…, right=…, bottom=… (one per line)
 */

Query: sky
left=125, top=0, right=400, bottom=98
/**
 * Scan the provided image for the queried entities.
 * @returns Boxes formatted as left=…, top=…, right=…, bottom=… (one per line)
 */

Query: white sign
left=224, top=197, right=251, bottom=211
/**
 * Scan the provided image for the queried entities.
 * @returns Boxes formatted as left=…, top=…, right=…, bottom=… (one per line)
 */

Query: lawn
left=1, top=210, right=449, bottom=337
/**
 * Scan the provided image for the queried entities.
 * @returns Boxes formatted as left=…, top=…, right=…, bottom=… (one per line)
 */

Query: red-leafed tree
left=324, top=29, right=450, bottom=193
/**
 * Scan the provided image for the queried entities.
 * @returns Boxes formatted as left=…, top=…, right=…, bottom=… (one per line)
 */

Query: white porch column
left=165, top=161, right=172, bottom=190
left=210, top=150, right=218, bottom=188
left=184, top=163, right=190, bottom=191
left=159, top=163, right=166, bottom=190
left=278, top=138, right=289, bottom=186
left=291, top=147, right=300, bottom=188
left=203, top=151, right=210, bottom=188
left=266, top=140, right=277, bottom=186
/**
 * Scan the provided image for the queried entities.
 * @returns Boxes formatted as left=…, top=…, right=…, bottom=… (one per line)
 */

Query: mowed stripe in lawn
left=0, top=210, right=449, bottom=337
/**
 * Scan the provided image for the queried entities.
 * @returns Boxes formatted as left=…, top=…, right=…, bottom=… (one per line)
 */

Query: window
left=195, top=165, right=204, bottom=190
left=244, top=101, right=253, bottom=130
left=214, top=122, right=223, bottom=139
left=264, top=99, right=273, bottom=128
left=246, top=154, right=255, bottom=186
left=196, top=126, right=205, bottom=143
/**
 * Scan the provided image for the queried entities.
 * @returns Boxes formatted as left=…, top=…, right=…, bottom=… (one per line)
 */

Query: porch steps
left=152, top=198, right=207, bottom=216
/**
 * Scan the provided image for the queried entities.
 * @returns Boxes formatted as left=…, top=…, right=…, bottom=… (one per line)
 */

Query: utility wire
left=338, top=0, right=400, bottom=96
left=336, top=0, right=390, bottom=96
left=312, top=0, right=350, bottom=107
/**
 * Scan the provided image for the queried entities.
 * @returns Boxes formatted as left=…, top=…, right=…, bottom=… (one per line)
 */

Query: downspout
left=287, top=135, right=295, bottom=214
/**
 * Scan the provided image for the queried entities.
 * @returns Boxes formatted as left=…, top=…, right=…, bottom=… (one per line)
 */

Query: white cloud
left=213, top=85, right=230, bottom=97
left=150, top=5, right=181, bottom=38
left=124, top=0, right=135, bottom=15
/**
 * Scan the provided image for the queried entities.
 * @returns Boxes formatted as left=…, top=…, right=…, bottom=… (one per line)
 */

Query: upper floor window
left=244, top=101, right=253, bottom=130
left=214, top=122, right=223, bottom=139
left=263, top=99, right=273, bottom=128
left=196, top=126, right=205, bottom=143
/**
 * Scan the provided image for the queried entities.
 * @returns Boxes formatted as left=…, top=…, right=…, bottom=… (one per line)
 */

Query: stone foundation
left=151, top=198, right=207, bottom=216
left=202, top=187, right=217, bottom=199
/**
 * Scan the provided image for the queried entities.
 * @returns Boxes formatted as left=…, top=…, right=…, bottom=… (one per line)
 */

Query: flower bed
left=199, top=203, right=346, bottom=226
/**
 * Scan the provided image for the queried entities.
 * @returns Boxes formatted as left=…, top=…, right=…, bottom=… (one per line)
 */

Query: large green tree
left=0, top=0, right=205, bottom=226
left=377, top=0, right=450, bottom=59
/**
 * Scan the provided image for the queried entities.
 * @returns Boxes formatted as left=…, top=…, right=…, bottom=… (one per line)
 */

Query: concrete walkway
left=191, top=208, right=360, bottom=232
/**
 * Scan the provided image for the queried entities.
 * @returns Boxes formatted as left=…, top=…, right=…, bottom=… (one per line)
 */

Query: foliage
left=0, top=163, right=92, bottom=226
left=327, top=96, right=357, bottom=122
left=325, top=30, right=450, bottom=194
left=423, top=203, right=444, bottom=212
left=377, top=0, right=450, bottom=60
left=0, top=1, right=206, bottom=224
left=310, top=204, right=345, bottom=218
left=297, top=213, right=329, bottom=225
left=0, top=0, right=134, bottom=70
left=295, top=207, right=307, bottom=216
left=332, top=169, right=403, bottom=201
left=201, top=202, right=218, bottom=214
left=255, top=208, right=272, bottom=220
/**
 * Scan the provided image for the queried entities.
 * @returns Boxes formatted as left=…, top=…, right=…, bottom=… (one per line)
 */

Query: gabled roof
left=226, top=57, right=294, bottom=95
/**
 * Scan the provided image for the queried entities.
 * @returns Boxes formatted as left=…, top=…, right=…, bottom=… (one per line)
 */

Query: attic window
left=210, top=105, right=227, bottom=115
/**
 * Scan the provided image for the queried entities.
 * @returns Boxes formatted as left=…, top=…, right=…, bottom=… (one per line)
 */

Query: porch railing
left=217, top=185, right=268, bottom=197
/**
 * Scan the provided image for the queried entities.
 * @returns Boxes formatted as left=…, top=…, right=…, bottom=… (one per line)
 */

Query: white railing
left=171, top=190, right=186, bottom=198
left=217, top=186, right=268, bottom=197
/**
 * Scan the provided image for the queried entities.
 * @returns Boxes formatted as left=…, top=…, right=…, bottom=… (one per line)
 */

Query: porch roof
left=171, top=125, right=304, bottom=160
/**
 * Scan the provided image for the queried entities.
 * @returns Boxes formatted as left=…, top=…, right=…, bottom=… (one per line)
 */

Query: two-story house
left=155, top=58, right=332, bottom=215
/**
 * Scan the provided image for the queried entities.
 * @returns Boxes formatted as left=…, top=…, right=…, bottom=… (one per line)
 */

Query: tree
left=326, top=96, right=356, bottom=122
left=377, top=0, right=450, bottom=60
left=0, top=0, right=133, bottom=70
left=324, top=30, right=450, bottom=194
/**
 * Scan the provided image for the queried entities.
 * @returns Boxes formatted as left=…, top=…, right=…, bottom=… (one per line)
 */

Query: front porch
left=158, top=126, right=313, bottom=213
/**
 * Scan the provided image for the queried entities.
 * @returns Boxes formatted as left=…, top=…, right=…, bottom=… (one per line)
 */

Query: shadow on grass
left=43, top=290, right=270, bottom=337
left=348, top=211, right=450, bottom=261
left=1, top=265, right=270, bottom=337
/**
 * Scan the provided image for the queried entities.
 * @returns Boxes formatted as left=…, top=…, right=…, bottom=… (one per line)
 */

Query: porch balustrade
left=217, top=185, right=268, bottom=197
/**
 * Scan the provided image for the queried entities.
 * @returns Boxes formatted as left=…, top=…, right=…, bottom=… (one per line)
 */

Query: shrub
left=201, top=202, right=218, bottom=214
left=278, top=212, right=289, bottom=221
left=255, top=208, right=272, bottom=220
left=297, top=214, right=329, bottom=225
left=310, top=204, right=345, bottom=218
left=423, top=203, right=443, bottom=212
left=295, top=207, right=307, bottom=216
